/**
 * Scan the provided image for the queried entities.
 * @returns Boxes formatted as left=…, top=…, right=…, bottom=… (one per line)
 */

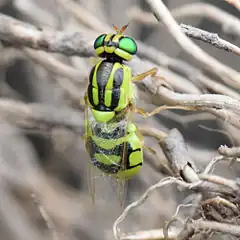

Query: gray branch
left=181, top=24, right=240, bottom=56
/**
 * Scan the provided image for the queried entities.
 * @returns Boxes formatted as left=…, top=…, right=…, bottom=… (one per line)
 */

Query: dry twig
left=180, top=24, right=240, bottom=56
left=218, top=145, right=240, bottom=158
left=146, top=0, right=240, bottom=88
left=224, top=0, right=240, bottom=11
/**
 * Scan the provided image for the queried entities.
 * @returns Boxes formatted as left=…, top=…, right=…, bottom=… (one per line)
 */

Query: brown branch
left=180, top=24, right=240, bottom=57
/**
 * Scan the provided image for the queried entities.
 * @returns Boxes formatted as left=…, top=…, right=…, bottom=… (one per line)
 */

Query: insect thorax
left=87, top=60, right=132, bottom=115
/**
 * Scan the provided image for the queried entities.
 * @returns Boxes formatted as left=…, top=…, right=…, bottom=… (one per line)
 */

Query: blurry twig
left=0, top=99, right=83, bottom=133
left=0, top=13, right=93, bottom=57
left=128, top=3, right=240, bottom=38
left=218, top=145, right=240, bottom=158
left=31, top=193, right=59, bottom=240
left=113, top=177, right=198, bottom=240
left=202, top=196, right=238, bottom=212
left=224, top=0, right=240, bottom=11
left=120, top=228, right=179, bottom=240
left=163, top=203, right=193, bottom=239
left=199, top=173, right=239, bottom=191
left=137, top=43, right=240, bottom=99
left=198, top=124, right=236, bottom=146
left=191, top=219, right=240, bottom=237
left=145, top=0, right=240, bottom=89
left=144, top=86, right=240, bottom=129
left=180, top=24, right=240, bottom=56
left=56, top=0, right=111, bottom=32
left=203, top=156, right=225, bottom=174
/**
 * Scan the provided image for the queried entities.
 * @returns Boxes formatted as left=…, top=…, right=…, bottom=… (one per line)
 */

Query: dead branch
left=224, top=0, right=240, bottom=11
left=218, top=145, right=240, bottom=158
left=128, top=3, right=240, bottom=38
left=0, top=13, right=93, bottom=57
left=146, top=0, right=240, bottom=89
left=191, top=219, right=240, bottom=237
left=0, top=99, right=83, bottom=134
left=137, top=42, right=240, bottom=99
left=180, top=24, right=240, bottom=57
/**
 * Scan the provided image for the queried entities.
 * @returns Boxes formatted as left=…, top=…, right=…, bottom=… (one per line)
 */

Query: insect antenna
left=112, top=22, right=130, bottom=35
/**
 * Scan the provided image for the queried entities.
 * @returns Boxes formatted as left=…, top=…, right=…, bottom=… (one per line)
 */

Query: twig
left=24, top=48, right=86, bottom=84
left=202, top=196, right=238, bottom=212
left=163, top=203, right=193, bottom=239
left=128, top=3, right=240, bottom=38
left=31, top=193, right=59, bottom=240
left=191, top=219, right=240, bottom=237
left=198, top=125, right=236, bottom=146
left=0, top=13, right=94, bottom=57
left=120, top=228, right=179, bottom=240
left=56, top=0, right=111, bottom=32
left=0, top=99, right=83, bottom=133
left=137, top=42, right=240, bottom=99
left=224, top=0, right=240, bottom=11
left=113, top=177, right=197, bottom=240
left=218, top=145, right=240, bottom=158
left=199, top=173, right=239, bottom=191
left=145, top=0, right=240, bottom=88
left=203, top=156, right=225, bottom=174
left=155, top=86, right=240, bottom=115
left=180, top=24, right=240, bottom=57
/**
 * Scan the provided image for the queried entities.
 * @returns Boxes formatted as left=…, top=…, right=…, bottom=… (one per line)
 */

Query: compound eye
left=94, top=34, right=106, bottom=49
left=119, top=37, right=137, bottom=55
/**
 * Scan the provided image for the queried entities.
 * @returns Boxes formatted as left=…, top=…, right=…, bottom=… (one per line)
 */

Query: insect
left=85, top=23, right=166, bottom=124
left=84, top=24, right=168, bottom=204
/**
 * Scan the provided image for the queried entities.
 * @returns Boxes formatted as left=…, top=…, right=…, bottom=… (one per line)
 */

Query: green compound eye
left=94, top=34, right=106, bottom=49
left=119, top=37, right=137, bottom=55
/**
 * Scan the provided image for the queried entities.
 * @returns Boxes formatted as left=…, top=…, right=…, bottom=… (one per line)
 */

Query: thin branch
left=218, top=145, right=240, bottom=158
left=0, top=13, right=94, bottom=57
left=191, top=219, right=240, bottom=237
left=155, top=87, right=240, bottom=115
left=31, top=193, right=59, bottom=240
left=199, top=173, right=239, bottom=191
left=120, top=228, right=179, bottom=240
left=145, top=0, right=240, bottom=89
left=0, top=99, right=83, bottom=134
left=224, top=0, right=240, bottom=11
left=180, top=24, right=240, bottom=57
left=128, top=3, right=240, bottom=38
left=113, top=177, right=195, bottom=240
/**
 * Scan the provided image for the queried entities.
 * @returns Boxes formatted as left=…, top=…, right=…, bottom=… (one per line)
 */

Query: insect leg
left=132, top=67, right=172, bottom=89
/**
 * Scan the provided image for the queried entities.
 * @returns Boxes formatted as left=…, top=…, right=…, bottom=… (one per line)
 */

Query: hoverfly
left=84, top=24, right=167, bottom=205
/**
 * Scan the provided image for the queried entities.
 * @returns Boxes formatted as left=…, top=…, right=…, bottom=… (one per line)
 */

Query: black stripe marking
left=88, top=136, right=142, bottom=174
left=96, top=61, right=113, bottom=109
left=87, top=66, right=96, bottom=107
left=111, top=68, right=123, bottom=109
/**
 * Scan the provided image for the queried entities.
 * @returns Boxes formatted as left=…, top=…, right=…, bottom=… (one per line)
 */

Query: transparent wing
left=86, top=106, right=131, bottom=206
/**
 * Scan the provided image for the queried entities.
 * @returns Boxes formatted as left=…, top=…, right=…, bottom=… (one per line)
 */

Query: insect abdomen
left=87, top=123, right=143, bottom=179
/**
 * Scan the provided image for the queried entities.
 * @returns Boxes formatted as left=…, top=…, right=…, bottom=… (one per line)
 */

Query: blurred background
left=0, top=0, right=239, bottom=239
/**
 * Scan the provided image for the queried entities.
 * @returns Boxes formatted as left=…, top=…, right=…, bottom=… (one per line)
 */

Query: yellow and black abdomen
left=87, top=60, right=133, bottom=123
left=86, top=122, right=143, bottom=179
